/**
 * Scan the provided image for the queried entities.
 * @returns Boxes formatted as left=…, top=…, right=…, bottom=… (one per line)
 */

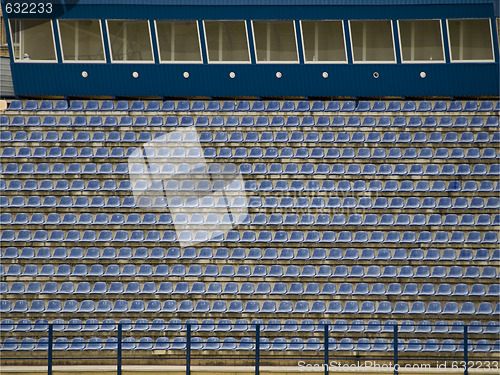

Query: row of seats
left=0, top=195, right=243, bottom=209
left=2, top=212, right=498, bottom=227
left=3, top=146, right=499, bottom=160
left=0, top=163, right=500, bottom=176
left=3, top=195, right=499, bottom=211
left=3, top=130, right=499, bottom=143
left=2, top=281, right=498, bottom=297
left=2, top=115, right=499, bottom=128
left=2, top=299, right=498, bottom=315
left=2, top=318, right=498, bottom=334
left=2, top=263, right=497, bottom=279
left=7, top=99, right=500, bottom=113
left=2, top=229, right=499, bottom=245
left=3, top=247, right=498, bottom=262
left=3, top=336, right=499, bottom=353
left=3, top=162, right=499, bottom=176
left=2, top=179, right=498, bottom=193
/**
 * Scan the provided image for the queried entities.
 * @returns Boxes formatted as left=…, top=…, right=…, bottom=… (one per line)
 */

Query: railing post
left=47, top=324, right=53, bottom=375
left=393, top=323, right=398, bottom=375
left=255, top=323, right=260, bottom=375
left=464, top=325, right=468, bottom=375
left=117, top=323, right=122, bottom=375
left=186, top=323, right=191, bottom=375
left=324, top=323, right=329, bottom=375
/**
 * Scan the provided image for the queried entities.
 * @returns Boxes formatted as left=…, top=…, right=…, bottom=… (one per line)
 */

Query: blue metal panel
left=1, top=1, right=491, bottom=20
left=10, top=62, right=500, bottom=97
left=54, top=4, right=496, bottom=21
left=70, top=0, right=498, bottom=5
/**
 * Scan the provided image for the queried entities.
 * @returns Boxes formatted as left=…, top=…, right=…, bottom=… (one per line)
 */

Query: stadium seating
left=0, top=99, right=498, bottom=361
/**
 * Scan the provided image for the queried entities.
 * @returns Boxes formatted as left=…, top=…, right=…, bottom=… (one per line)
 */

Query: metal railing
left=1, top=321, right=498, bottom=375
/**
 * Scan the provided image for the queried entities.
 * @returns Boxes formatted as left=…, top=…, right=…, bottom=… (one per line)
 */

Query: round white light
left=420, top=71, right=427, bottom=79
left=373, top=72, right=379, bottom=79
left=322, top=72, right=329, bottom=79
left=81, top=71, right=88, bottom=78
left=276, top=72, right=282, bottom=79
left=132, top=72, right=139, bottom=78
left=183, top=72, right=190, bottom=79
left=229, top=72, right=236, bottom=79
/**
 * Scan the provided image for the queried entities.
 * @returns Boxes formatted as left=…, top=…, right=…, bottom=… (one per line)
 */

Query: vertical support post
left=186, top=323, right=191, bottom=375
left=324, top=324, right=329, bottom=375
left=255, top=324, right=260, bottom=375
left=464, top=325, right=468, bottom=375
left=393, top=324, right=398, bottom=375
left=47, top=324, right=53, bottom=375
left=117, top=323, right=122, bottom=375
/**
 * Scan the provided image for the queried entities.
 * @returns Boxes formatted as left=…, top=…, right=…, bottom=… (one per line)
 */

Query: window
left=204, top=21, right=250, bottom=62
left=301, top=21, right=346, bottom=62
left=448, top=19, right=493, bottom=61
left=497, top=18, right=499, bottom=49
left=253, top=21, right=298, bottom=62
left=350, top=20, right=395, bottom=62
left=107, top=20, right=153, bottom=62
left=399, top=20, right=444, bottom=62
left=9, top=19, right=56, bottom=61
left=58, top=20, right=105, bottom=62
left=156, top=21, right=201, bottom=62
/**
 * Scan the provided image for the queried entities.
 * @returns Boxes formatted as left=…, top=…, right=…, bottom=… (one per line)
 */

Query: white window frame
left=9, top=19, right=58, bottom=63
left=251, top=20, right=300, bottom=64
left=106, top=19, right=154, bottom=63
left=57, top=19, right=106, bottom=63
left=348, top=19, right=397, bottom=64
left=397, top=19, right=445, bottom=63
left=155, top=20, right=203, bottom=64
left=300, top=20, right=348, bottom=64
left=446, top=18, right=495, bottom=63
left=203, top=20, right=251, bottom=64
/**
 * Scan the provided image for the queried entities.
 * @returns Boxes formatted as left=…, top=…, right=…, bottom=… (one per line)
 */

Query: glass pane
left=59, top=20, right=105, bottom=61
left=497, top=18, right=499, bottom=50
left=449, top=19, right=493, bottom=61
left=400, top=20, right=443, bottom=62
left=10, top=19, right=56, bottom=61
left=205, top=21, right=249, bottom=62
left=302, top=21, right=346, bottom=62
left=107, top=20, right=153, bottom=62
left=156, top=21, right=201, bottom=62
left=253, top=21, right=298, bottom=62
left=350, top=20, right=395, bottom=62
